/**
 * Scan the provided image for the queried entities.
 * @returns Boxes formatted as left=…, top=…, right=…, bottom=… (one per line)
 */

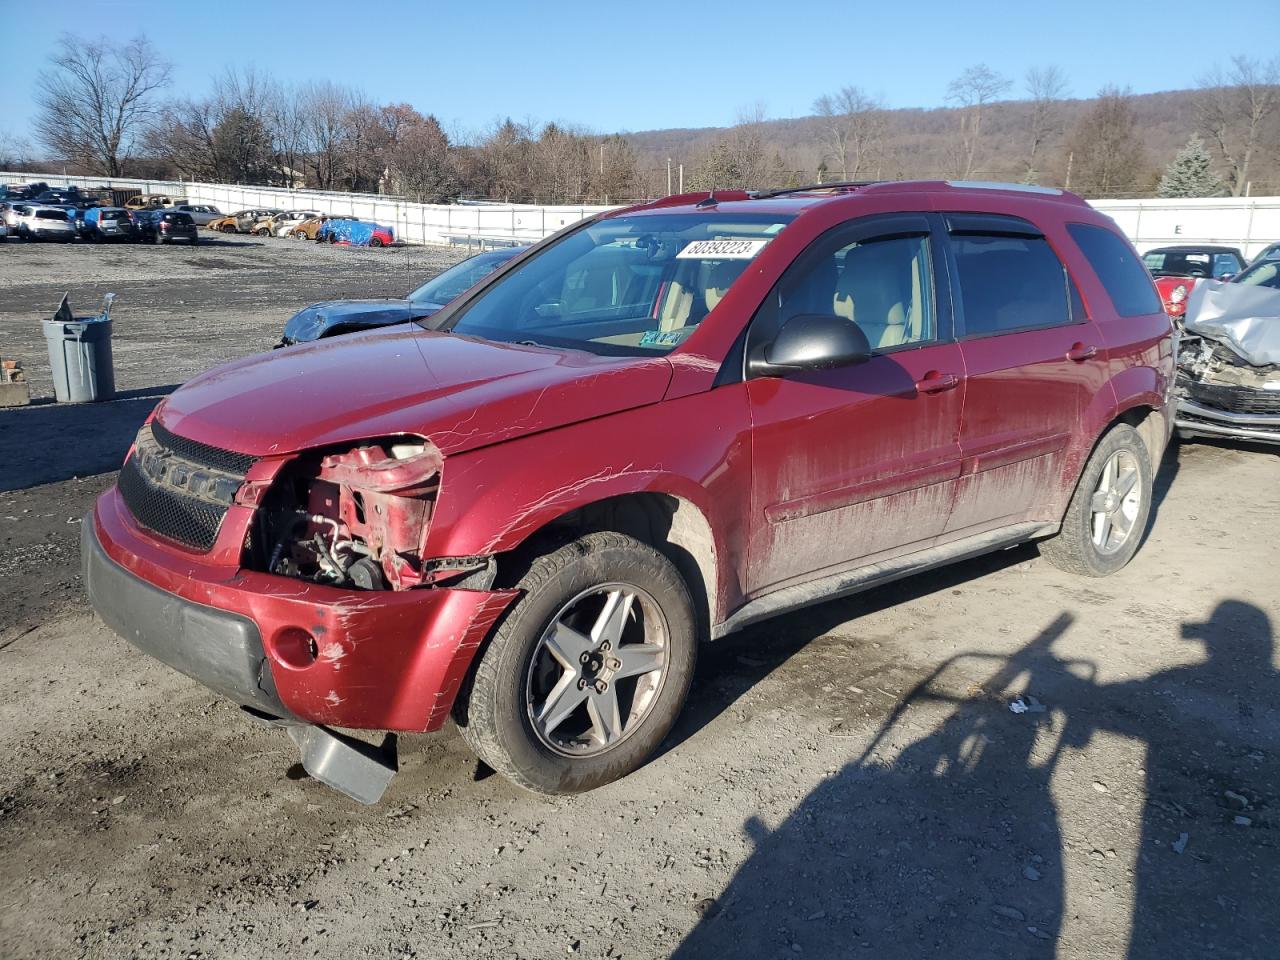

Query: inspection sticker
left=676, top=238, right=770, bottom=259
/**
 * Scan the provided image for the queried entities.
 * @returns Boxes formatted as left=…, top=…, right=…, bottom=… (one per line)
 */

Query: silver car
left=14, top=204, right=77, bottom=241
left=173, top=203, right=223, bottom=227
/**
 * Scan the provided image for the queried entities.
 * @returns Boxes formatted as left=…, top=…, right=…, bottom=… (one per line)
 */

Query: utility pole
left=678, top=164, right=684, bottom=193
left=1064, top=151, right=1074, bottom=192
left=599, top=143, right=604, bottom=177
left=666, top=158, right=672, bottom=196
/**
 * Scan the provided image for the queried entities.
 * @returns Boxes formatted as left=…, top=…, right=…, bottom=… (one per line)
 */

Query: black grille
left=118, top=455, right=229, bottom=551
left=1184, top=379, right=1280, bottom=415
left=151, top=420, right=259, bottom=473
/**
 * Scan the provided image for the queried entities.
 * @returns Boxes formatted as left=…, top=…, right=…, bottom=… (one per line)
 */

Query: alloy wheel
left=1090, top=449, right=1142, bottom=555
left=525, top=584, right=669, bottom=757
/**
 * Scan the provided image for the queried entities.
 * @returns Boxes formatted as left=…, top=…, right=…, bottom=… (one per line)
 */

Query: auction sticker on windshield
left=677, top=238, right=770, bottom=259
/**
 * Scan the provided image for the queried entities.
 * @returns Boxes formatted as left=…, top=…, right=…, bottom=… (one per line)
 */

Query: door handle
left=914, top=371, right=960, bottom=394
left=1067, top=342, right=1098, bottom=362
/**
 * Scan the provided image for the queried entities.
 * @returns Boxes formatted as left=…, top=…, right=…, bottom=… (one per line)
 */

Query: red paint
left=90, top=181, right=1175, bottom=733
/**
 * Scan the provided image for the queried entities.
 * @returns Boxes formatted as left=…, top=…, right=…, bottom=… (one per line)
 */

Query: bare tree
left=297, top=81, right=355, bottom=189
left=591, top=134, right=638, bottom=202
left=1023, top=65, right=1069, bottom=183
left=388, top=113, right=455, bottom=202
left=1066, top=85, right=1146, bottom=197
left=1196, top=55, right=1280, bottom=196
left=812, top=86, right=885, bottom=180
left=945, top=64, right=1011, bottom=179
left=34, top=33, right=171, bottom=175
left=0, top=130, right=37, bottom=169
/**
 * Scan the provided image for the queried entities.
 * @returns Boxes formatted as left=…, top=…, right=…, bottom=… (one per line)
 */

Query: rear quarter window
left=1067, top=223, right=1162, bottom=317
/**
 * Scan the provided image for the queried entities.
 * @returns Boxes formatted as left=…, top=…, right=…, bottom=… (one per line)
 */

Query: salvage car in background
left=125, top=194, right=184, bottom=211
left=208, top=208, right=282, bottom=234
left=12, top=204, right=77, bottom=241
left=133, top=209, right=199, bottom=245
left=289, top=215, right=331, bottom=240
left=257, top=210, right=322, bottom=237
left=1247, top=241, right=1280, bottom=265
left=319, top=217, right=395, bottom=246
left=1176, top=257, right=1280, bottom=445
left=84, top=181, right=1176, bottom=803
left=81, top=206, right=135, bottom=241
left=1143, top=245, right=1246, bottom=320
left=280, top=245, right=526, bottom=345
left=173, top=203, right=223, bottom=226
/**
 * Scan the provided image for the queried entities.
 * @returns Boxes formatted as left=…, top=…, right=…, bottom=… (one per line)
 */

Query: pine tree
left=1158, top=136, right=1226, bottom=198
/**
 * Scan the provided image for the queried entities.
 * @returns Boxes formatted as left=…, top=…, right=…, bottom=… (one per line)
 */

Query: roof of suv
left=616, top=180, right=1092, bottom=219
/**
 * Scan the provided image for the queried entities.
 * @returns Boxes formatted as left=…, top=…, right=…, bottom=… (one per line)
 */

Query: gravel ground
left=1, top=238, right=1279, bottom=960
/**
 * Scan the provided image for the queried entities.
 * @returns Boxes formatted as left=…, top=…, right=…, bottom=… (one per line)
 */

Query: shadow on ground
left=0, top=384, right=176, bottom=490
left=670, top=600, right=1280, bottom=960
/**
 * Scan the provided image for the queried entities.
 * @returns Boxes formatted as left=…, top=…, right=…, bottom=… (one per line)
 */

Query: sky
left=3, top=0, right=1277, bottom=146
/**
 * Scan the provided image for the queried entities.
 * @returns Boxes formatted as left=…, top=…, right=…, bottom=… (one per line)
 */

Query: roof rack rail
left=749, top=181, right=879, bottom=200
left=944, top=180, right=1066, bottom=196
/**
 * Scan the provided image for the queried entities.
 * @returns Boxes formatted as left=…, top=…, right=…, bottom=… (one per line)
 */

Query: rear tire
left=1039, top=423, right=1152, bottom=577
left=456, top=531, right=697, bottom=794
left=221, top=224, right=236, bottom=234
left=369, top=237, right=383, bottom=248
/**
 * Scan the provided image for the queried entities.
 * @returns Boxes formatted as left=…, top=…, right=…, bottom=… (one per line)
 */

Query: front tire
left=1040, top=423, right=1153, bottom=577
left=456, top=532, right=697, bottom=794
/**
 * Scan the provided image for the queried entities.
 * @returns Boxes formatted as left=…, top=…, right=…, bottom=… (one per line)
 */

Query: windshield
left=410, top=249, right=521, bottom=305
left=1233, top=259, right=1280, bottom=291
left=436, top=212, right=793, bottom=354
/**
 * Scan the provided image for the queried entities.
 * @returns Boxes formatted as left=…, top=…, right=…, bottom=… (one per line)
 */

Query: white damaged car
left=1176, top=259, right=1280, bottom=446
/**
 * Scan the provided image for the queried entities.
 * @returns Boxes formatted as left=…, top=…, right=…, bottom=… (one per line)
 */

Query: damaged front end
left=1176, top=283, right=1280, bottom=445
left=249, top=437, right=492, bottom=591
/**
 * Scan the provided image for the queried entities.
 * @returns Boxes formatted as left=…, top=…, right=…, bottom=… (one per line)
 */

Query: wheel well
left=500, top=493, right=718, bottom=636
left=1116, top=405, right=1168, bottom=466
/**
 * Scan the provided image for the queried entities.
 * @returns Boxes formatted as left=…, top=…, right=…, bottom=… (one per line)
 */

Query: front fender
left=421, top=387, right=753, bottom=619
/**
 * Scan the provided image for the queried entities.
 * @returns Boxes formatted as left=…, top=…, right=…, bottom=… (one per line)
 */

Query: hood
left=1185, top=280, right=1280, bottom=366
left=156, top=326, right=673, bottom=458
left=282, top=299, right=440, bottom=344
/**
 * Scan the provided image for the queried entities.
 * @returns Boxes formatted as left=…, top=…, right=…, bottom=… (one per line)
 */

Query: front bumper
left=82, top=517, right=293, bottom=717
left=1175, top=398, right=1280, bottom=445
left=85, top=488, right=518, bottom=732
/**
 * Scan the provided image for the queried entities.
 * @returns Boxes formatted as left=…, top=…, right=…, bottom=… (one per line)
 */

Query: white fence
left=1090, top=196, right=1280, bottom=260
left=4, top=171, right=1279, bottom=256
left=0, top=172, right=613, bottom=247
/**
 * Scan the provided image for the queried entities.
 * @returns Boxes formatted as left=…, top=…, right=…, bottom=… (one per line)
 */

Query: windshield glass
left=436, top=212, right=794, bottom=355
left=1233, top=259, right=1280, bottom=290
left=410, top=250, right=520, bottom=305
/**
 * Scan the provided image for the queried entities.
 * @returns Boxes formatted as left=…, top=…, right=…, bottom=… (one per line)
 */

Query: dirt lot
left=1, top=238, right=1278, bottom=960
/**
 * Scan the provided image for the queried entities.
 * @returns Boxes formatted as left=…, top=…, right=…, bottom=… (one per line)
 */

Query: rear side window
left=1067, top=223, right=1162, bottom=317
left=949, top=229, right=1074, bottom=336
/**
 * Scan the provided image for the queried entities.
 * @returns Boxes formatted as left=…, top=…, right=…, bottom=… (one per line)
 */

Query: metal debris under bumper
left=246, top=709, right=399, bottom=804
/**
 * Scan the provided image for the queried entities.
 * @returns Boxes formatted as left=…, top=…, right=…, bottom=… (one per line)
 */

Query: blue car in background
left=279, top=245, right=525, bottom=345
left=317, top=217, right=397, bottom=247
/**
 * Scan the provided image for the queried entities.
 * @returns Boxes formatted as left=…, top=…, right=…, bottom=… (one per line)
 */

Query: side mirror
left=748, top=313, right=872, bottom=378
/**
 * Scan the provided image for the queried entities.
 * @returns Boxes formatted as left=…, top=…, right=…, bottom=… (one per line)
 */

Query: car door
left=941, top=213, right=1107, bottom=535
left=745, top=214, right=966, bottom=596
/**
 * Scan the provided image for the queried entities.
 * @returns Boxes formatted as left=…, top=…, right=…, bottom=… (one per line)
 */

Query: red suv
left=83, top=181, right=1175, bottom=802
